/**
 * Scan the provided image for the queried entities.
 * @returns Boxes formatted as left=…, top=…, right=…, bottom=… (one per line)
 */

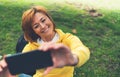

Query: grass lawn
left=0, top=0, right=120, bottom=77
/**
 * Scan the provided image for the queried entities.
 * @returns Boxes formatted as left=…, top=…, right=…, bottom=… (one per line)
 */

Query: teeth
left=41, top=28, right=48, bottom=33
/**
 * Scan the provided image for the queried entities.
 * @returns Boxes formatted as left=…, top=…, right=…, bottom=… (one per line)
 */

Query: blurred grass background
left=0, top=0, right=120, bottom=77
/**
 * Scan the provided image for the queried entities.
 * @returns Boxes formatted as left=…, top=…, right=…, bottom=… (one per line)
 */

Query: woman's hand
left=38, top=42, right=79, bottom=75
left=0, top=56, right=16, bottom=77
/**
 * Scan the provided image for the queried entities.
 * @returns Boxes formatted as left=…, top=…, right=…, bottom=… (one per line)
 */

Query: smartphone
left=5, top=50, right=53, bottom=75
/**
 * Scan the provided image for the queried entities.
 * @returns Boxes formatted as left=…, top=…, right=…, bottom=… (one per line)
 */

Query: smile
left=41, top=28, right=49, bottom=33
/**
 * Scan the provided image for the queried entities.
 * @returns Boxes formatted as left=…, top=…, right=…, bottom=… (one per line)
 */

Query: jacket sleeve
left=63, top=34, right=90, bottom=67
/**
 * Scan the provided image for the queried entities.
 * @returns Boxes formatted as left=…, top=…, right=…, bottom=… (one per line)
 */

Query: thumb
left=43, top=67, right=54, bottom=76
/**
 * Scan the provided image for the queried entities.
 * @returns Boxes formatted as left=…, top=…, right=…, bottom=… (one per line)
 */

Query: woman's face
left=32, top=12, right=55, bottom=38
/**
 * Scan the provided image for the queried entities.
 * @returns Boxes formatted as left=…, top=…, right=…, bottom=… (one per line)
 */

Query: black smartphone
left=5, top=50, right=53, bottom=75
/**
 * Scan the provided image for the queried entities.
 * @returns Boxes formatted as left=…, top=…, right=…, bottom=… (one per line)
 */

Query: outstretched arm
left=38, top=42, right=79, bottom=75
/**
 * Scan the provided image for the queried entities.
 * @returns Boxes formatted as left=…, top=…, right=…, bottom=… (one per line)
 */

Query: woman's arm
left=66, top=35, right=90, bottom=67
left=0, top=57, right=16, bottom=77
left=38, top=42, right=80, bottom=75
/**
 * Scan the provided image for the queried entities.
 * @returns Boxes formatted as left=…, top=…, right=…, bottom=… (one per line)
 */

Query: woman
left=0, top=5, right=90, bottom=77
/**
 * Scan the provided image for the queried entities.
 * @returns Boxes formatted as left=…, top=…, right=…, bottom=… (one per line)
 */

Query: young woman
left=0, top=5, right=90, bottom=77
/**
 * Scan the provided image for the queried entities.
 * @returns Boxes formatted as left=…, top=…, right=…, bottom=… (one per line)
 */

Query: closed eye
left=33, top=24, right=39, bottom=29
left=42, top=19, right=45, bottom=23
left=41, top=17, right=46, bottom=23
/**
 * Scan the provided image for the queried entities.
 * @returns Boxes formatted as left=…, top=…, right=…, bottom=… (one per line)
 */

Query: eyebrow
left=32, top=17, right=42, bottom=26
left=40, top=17, right=43, bottom=21
left=40, top=16, right=46, bottom=21
left=32, top=15, right=46, bottom=26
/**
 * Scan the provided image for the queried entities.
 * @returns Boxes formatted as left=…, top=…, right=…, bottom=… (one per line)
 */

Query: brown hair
left=22, top=6, right=56, bottom=42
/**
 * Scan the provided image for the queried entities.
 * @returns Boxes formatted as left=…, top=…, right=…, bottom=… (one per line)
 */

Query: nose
left=40, top=23, right=45, bottom=28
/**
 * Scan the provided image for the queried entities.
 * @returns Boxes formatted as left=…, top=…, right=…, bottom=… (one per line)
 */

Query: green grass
left=0, top=0, right=120, bottom=77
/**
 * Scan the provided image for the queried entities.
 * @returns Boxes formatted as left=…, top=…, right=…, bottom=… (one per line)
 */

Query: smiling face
left=32, top=12, right=55, bottom=40
left=22, top=6, right=56, bottom=42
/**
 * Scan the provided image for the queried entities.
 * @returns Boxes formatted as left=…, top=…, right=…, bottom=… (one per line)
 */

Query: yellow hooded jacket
left=22, top=29, right=90, bottom=77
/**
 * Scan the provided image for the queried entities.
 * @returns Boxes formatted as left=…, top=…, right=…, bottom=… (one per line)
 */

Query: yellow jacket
left=22, top=29, right=90, bottom=77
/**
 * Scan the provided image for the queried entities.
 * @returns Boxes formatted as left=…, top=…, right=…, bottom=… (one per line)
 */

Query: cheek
left=48, top=21, right=54, bottom=29
left=46, top=19, right=53, bottom=26
left=51, top=23, right=55, bottom=30
left=33, top=28, right=41, bottom=34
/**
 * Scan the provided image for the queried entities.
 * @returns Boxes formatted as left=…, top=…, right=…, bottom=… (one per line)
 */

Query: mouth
left=41, top=27, right=49, bottom=33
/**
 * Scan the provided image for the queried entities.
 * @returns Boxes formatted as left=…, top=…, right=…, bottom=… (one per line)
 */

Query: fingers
left=0, top=59, right=7, bottom=69
left=43, top=67, right=54, bottom=76
left=0, top=59, right=7, bottom=73
left=38, top=42, right=63, bottom=51
left=38, top=42, right=54, bottom=51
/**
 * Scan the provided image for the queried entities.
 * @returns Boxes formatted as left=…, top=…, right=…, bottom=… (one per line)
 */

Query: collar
left=37, top=32, right=59, bottom=44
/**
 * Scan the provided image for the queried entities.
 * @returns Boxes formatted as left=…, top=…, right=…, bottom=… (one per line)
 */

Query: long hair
left=22, top=6, right=56, bottom=42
